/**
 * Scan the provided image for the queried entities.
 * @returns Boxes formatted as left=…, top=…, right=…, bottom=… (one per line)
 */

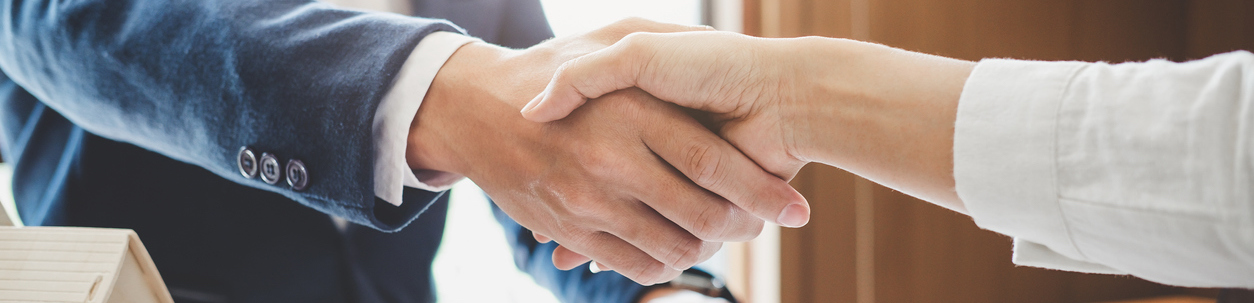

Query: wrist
left=406, top=42, right=514, bottom=175
left=781, top=37, right=882, bottom=163
left=790, top=37, right=975, bottom=206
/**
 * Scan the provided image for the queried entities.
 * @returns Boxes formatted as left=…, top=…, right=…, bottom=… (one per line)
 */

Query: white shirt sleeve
left=373, top=31, right=481, bottom=206
left=953, top=51, right=1254, bottom=288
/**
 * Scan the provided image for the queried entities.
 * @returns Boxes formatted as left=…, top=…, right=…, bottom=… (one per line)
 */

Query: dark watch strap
left=1217, top=288, right=1254, bottom=303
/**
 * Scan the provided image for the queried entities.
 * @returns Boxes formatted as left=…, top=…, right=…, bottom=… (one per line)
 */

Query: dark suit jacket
left=0, top=0, right=646, bottom=302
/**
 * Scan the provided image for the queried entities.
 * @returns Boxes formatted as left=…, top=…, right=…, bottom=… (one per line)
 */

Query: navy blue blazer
left=0, top=0, right=647, bottom=302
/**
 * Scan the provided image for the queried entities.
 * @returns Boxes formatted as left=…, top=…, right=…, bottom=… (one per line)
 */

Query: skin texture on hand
left=521, top=30, right=977, bottom=214
left=405, top=19, right=809, bottom=285
left=523, top=32, right=805, bottom=178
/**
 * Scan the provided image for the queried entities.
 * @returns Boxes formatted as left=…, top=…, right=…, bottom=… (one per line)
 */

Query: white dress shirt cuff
left=953, top=59, right=1122, bottom=275
left=373, top=31, right=481, bottom=206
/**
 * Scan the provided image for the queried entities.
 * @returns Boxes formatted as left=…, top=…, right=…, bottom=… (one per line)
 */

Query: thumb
left=521, top=36, right=650, bottom=122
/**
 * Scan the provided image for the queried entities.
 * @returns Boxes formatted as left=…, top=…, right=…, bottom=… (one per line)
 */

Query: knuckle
left=550, top=218, right=583, bottom=239
left=551, top=60, right=578, bottom=82
left=717, top=205, right=766, bottom=242
left=614, top=17, right=651, bottom=29
left=562, top=198, right=602, bottom=221
left=619, top=32, right=654, bottom=47
left=741, top=216, right=766, bottom=240
left=575, top=145, right=620, bottom=179
left=690, top=203, right=735, bottom=241
left=620, top=31, right=645, bottom=43
left=682, top=140, right=726, bottom=188
left=661, top=237, right=705, bottom=269
left=633, top=261, right=672, bottom=285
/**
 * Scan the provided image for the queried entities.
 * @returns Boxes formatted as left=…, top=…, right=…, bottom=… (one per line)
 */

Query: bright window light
left=541, top=0, right=703, bottom=37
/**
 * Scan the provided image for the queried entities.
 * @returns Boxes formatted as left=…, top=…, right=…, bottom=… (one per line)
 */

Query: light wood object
left=735, top=0, right=1249, bottom=302
left=0, top=227, right=173, bottom=303
left=0, top=164, right=20, bottom=227
left=1099, top=296, right=1216, bottom=303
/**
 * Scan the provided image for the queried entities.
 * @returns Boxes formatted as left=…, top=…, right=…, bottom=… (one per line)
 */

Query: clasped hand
left=518, top=25, right=978, bottom=277
left=407, top=19, right=811, bottom=285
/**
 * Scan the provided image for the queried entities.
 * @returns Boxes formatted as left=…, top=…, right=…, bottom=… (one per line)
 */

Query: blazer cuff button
left=237, top=147, right=259, bottom=179
left=259, top=153, right=282, bottom=185
left=286, top=159, right=308, bottom=191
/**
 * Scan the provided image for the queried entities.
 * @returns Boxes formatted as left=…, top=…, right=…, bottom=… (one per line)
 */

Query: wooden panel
left=742, top=0, right=761, bottom=36
left=757, top=0, right=806, bottom=38
left=864, top=0, right=1189, bottom=62
left=1185, top=0, right=1254, bottom=60
left=1068, top=1, right=1188, bottom=62
left=781, top=164, right=858, bottom=303
left=806, top=0, right=853, bottom=39
left=865, top=1, right=1076, bottom=60
left=750, top=0, right=854, bottom=38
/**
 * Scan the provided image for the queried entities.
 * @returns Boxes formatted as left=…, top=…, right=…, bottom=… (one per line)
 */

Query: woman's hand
left=521, top=30, right=977, bottom=213
left=521, top=31, right=810, bottom=180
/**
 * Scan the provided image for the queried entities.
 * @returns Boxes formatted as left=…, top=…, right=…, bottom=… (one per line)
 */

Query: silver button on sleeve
left=238, top=147, right=258, bottom=179
left=259, top=153, right=282, bottom=185
left=286, top=159, right=308, bottom=191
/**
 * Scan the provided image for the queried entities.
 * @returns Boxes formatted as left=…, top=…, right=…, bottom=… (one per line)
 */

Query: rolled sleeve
left=953, top=59, right=1121, bottom=274
left=373, top=31, right=481, bottom=206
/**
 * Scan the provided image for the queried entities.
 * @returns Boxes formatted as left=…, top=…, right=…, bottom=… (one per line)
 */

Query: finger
left=533, top=231, right=552, bottom=243
left=552, top=244, right=592, bottom=270
left=521, top=40, right=642, bottom=122
left=644, top=105, right=812, bottom=228
left=629, top=150, right=765, bottom=242
left=593, top=261, right=613, bottom=272
left=555, top=230, right=682, bottom=285
left=551, top=246, right=618, bottom=273
left=601, top=197, right=722, bottom=270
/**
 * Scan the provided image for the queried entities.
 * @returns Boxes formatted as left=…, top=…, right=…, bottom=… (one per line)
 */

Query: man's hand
left=406, top=19, right=810, bottom=285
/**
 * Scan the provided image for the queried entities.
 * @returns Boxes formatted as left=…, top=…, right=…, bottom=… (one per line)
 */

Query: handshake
left=410, top=18, right=975, bottom=285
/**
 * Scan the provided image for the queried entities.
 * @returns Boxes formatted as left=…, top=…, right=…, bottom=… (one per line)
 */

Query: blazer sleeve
left=490, top=199, right=649, bottom=303
left=0, top=0, right=461, bottom=231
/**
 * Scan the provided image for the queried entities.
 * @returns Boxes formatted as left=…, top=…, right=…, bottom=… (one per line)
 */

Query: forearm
left=788, top=38, right=975, bottom=212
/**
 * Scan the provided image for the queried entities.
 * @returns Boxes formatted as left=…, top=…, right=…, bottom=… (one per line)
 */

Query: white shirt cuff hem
left=1010, top=238, right=1125, bottom=275
left=373, top=31, right=480, bottom=206
left=953, top=58, right=1092, bottom=263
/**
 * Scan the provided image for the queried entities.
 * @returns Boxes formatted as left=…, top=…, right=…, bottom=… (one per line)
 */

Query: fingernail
left=591, top=262, right=613, bottom=273
left=776, top=203, right=810, bottom=228
left=521, top=91, right=546, bottom=115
